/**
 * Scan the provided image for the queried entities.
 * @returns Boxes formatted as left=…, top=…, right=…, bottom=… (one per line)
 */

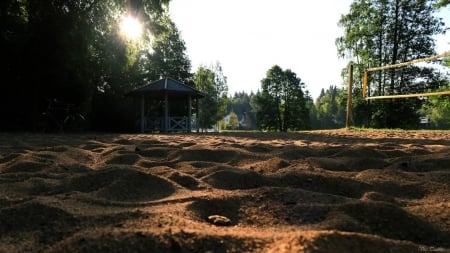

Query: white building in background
left=223, top=114, right=230, bottom=125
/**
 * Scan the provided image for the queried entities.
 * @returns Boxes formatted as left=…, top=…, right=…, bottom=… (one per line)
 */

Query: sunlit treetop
left=120, top=15, right=143, bottom=40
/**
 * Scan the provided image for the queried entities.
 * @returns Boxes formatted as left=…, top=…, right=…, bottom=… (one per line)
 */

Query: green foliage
left=228, top=111, right=239, bottom=130
left=418, top=57, right=450, bottom=129
left=194, top=63, right=229, bottom=130
left=255, top=65, right=309, bottom=132
left=0, top=0, right=171, bottom=131
left=444, top=58, right=450, bottom=68
left=305, top=91, right=319, bottom=130
left=144, top=14, right=192, bottom=83
left=435, top=0, right=450, bottom=7
left=90, top=4, right=187, bottom=132
left=419, top=92, right=450, bottom=129
left=336, top=0, right=446, bottom=129
left=314, top=86, right=347, bottom=129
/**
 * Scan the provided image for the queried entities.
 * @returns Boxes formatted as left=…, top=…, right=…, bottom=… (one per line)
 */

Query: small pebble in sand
left=207, top=215, right=231, bottom=226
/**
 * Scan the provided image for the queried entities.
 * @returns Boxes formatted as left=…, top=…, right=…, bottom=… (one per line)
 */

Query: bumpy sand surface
left=0, top=130, right=449, bottom=253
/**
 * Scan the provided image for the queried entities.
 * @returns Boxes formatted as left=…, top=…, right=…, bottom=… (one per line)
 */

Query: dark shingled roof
left=127, top=77, right=204, bottom=98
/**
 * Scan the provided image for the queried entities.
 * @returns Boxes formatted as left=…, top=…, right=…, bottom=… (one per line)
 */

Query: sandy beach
left=0, top=130, right=449, bottom=252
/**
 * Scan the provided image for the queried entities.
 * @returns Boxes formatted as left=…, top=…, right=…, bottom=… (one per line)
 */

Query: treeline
left=0, top=0, right=311, bottom=133
left=1, top=0, right=448, bottom=132
left=224, top=85, right=347, bottom=131
left=215, top=0, right=450, bottom=131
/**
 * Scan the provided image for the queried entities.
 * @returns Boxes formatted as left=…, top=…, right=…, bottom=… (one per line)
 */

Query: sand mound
left=46, top=230, right=265, bottom=253
left=361, top=191, right=397, bottom=203
left=274, top=172, right=369, bottom=198
left=0, top=201, right=78, bottom=234
left=104, top=153, right=141, bottom=165
left=3, top=160, right=49, bottom=173
left=246, top=157, right=291, bottom=174
left=0, top=200, right=78, bottom=252
left=302, top=231, right=419, bottom=253
left=338, top=201, right=448, bottom=245
left=1, top=130, right=449, bottom=252
left=203, top=169, right=270, bottom=190
left=169, top=148, right=253, bottom=164
left=168, top=172, right=203, bottom=190
left=66, top=166, right=176, bottom=202
left=136, top=147, right=175, bottom=159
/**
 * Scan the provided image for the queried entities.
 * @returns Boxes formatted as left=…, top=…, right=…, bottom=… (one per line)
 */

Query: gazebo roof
left=127, top=77, right=204, bottom=98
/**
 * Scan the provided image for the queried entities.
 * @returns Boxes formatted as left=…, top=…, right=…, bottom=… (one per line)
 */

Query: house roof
left=127, top=77, right=204, bottom=98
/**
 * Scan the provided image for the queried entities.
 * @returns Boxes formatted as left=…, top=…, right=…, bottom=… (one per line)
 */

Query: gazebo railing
left=143, top=116, right=198, bottom=132
left=169, top=116, right=188, bottom=131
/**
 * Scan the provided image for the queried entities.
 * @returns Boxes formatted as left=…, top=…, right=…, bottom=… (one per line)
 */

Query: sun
left=120, top=15, right=143, bottom=40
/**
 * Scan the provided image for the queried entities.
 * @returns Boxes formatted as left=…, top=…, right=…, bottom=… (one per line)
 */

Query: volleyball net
left=362, top=51, right=450, bottom=100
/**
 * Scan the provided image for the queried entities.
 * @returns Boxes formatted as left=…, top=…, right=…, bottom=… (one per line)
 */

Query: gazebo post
left=164, top=92, right=169, bottom=132
left=188, top=95, right=192, bottom=132
left=196, top=98, right=200, bottom=132
left=140, top=95, right=145, bottom=133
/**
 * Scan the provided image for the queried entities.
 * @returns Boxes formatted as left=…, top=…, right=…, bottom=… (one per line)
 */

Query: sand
left=0, top=130, right=449, bottom=253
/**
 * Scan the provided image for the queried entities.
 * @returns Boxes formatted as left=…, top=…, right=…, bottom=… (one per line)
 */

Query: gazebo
left=127, top=78, right=204, bottom=133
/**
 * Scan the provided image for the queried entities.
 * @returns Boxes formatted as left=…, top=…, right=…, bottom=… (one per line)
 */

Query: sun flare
left=120, top=15, right=142, bottom=40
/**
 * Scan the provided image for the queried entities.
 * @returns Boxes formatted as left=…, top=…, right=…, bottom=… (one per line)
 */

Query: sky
left=169, top=1, right=450, bottom=100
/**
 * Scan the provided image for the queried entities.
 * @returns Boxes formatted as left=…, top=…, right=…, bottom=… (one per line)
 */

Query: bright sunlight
left=120, top=15, right=142, bottom=40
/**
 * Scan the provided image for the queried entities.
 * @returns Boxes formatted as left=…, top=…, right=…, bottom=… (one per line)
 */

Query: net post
left=362, top=71, right=368, bottom=98
left=346, top=63, right=353, bottom=129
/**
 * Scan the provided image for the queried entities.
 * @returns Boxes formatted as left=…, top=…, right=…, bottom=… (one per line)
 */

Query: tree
left=193, top=63, right=229, bottom=130
left=305, top=91, right=320, bottom=129
left=87, top=2, right=181, bottom=132
left=314, top=86, right=346, bottom=129
left=0, top=0, right=171, bottom=131
left=144, top=14, right=192, bottom=83
left=228, top=111, right=239, bottom=130
left=336, top=0, right=446, bottom=128
left=255, top=65, right=309, bottom=132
